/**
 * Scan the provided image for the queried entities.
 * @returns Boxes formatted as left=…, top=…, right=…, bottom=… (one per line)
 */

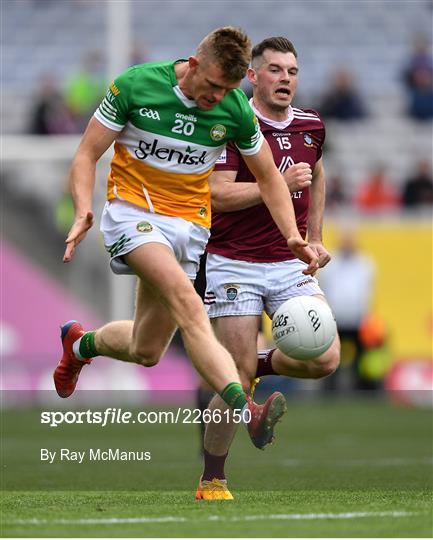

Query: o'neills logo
left=135, top=139, right=208, bottom=165
left=296, top=278, right=314, bottom=288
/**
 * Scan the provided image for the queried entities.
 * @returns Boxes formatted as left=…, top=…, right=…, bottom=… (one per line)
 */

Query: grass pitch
left=1, top=395, right=432, bottom=537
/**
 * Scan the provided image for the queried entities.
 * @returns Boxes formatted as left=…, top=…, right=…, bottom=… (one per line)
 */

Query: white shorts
left=100, top=200, right=210, bottom=280
left=205, top=253, right=323, bottom=318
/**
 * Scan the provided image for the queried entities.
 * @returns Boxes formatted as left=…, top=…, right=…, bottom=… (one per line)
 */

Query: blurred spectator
left=402, top=34, right=433, bottom=90
left=317, top=68, right=367, bottom=121
left=354, top=164, right=400, bottom=212
left=64, top=51, right=106, bottom=131
left=319, top=229, right=377, bottom=390
left=326, top=172, right=348, bottom=209
left=402, top=35, right=433, bottom=121
left=28, top=76, right=75, bottom=135
left=357, top=313, right=391, bottom=388
left=401, top=160, right=433, bottom=207
left=130, top=41, right=149, bottom=65
left=407, top=67, right=433, bottom=120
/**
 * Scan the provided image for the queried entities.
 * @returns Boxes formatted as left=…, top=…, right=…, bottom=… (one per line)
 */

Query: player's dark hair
left=252, top=37, right=298, bottom=62
left=198, top=26, right=252, bottom=82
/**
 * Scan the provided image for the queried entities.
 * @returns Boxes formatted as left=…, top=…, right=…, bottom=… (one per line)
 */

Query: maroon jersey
left=207, top=106, right=325, bottom=262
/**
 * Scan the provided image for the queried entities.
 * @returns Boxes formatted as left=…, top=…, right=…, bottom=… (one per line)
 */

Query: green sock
left=78, top=331, right=98, bottom=359
left=220, top=382, right=247, bottom=411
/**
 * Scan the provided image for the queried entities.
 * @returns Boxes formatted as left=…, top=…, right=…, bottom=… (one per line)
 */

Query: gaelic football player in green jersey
left=54, top=28, right=319, bottom=491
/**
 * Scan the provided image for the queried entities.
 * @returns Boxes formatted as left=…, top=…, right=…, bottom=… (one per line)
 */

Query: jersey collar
left=171, top=59, right=198, bottom=109
left=173, top=85, right=198, bottom=108
left=250, top=98, right=294, bottom=129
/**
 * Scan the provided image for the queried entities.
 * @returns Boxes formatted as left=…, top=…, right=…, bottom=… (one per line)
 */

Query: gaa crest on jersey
left=210, top=124, right=227, bottom=141
left=136, top=221, right=153, bottom=233
left=303, top=133, right=314, bottom=148
left=224, top=283, right=239, bottom=301
left=139, top=107, right=161, bottom=121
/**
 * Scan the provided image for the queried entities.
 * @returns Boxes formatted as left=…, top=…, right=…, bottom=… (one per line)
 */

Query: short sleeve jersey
left=94, top=60, right=263, bottom=228
left=207, top=105, right=325, bottom=262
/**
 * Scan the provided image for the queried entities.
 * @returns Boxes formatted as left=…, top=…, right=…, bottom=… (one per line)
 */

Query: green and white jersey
left=94, top=60, right=263, bottom=227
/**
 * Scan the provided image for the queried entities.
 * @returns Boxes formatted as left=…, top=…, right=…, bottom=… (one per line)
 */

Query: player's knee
left=170, top=289, right=206, bottom=331
left=129, top=344, right=162, bottom=367
left=310, top=345, right=340, bottom=378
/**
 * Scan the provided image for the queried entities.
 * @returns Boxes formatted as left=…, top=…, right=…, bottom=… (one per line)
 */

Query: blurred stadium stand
left=3, top=1, right=432, bottom=130
left=3, top=1, right=432, bottom=184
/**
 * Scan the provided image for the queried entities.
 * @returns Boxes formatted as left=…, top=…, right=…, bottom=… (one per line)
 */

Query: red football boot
left=53, top=321, right=92, bottom=398
left=246, top=392, right=287, bottom=450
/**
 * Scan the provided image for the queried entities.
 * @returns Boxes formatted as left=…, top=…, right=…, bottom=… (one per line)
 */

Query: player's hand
left=309, top=242, right=331, bottom=268
left=63, top=211, right=94, bottom=263
left=287, top=236, right=319, bottom=275
left=283, top=162, right=313, bottom=192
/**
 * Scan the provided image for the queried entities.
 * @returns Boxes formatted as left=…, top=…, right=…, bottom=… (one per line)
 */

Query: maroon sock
left=255, top=349, right=277, bottom=377
left=202, top=449, right=228, bottom=481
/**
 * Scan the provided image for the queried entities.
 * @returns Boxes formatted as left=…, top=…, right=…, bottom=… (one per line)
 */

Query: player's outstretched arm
left=209, top=169, right=262, bottom=212
left=63, top=118, right=118, bottom=262
left=243, top=141, right=318, bottom=275
left=307, top=158, right=331, bottom=268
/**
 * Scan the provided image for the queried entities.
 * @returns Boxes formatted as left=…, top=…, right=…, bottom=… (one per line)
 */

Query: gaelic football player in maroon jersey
left=196, top=37, right=341, bottom=500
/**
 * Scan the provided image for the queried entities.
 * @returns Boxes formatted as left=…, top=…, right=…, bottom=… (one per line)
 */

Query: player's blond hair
left=252, top=37, right=298, bottom=69
left=197, top=27, right=252, bottom=82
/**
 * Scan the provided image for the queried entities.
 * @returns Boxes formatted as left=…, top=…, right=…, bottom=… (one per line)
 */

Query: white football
left=272, top=296, right=337, bottom=361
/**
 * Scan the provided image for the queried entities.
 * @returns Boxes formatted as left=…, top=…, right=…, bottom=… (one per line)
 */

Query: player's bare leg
left=196, top=327, right=268, bottom=454
left=93, top=278, right=177, bottom=365
left=124, top=244, right=244, bottom=391
left=198, top=315, right=286, bottom=500
left=198, top=314, right=287, bottom=500
left=263, top=296, right=340, bottom=380
left=56, top=243, right=243, bottom=394
left=55, top=244, right=239, bottom=397
left=57, top=243, right=240, bottom=392
left=203, top=315, right=260, bottom=454
left=269, top=334, right=340, bottom=379
left=54, top=270, right=178, bottom=398
left=196, top=378, right=214, bottom=454
left=200, top=305, right=339, bottom=498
